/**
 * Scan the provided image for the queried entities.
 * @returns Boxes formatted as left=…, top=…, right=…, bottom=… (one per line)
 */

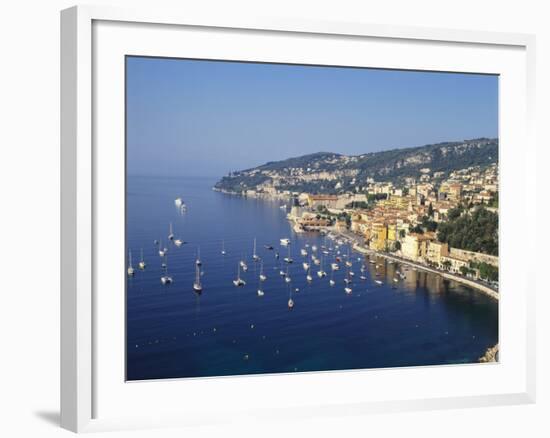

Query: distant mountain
left=214, top=138, right=498, bottom=194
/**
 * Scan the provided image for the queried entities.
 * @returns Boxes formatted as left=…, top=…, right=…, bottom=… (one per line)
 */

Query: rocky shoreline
left=478, top=344, right=499, bottom=363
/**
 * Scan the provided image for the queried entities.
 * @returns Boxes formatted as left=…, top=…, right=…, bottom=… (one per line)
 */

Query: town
left=240, top=162, right=499, bottom=292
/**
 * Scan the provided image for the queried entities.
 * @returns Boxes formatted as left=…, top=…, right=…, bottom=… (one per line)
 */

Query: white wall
left=0, top=0, right=547, bottom=437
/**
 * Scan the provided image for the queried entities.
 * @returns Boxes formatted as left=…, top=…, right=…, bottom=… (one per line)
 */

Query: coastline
left=478, top=344, right=499, bottom=363
left=332, top=230, right=499, bottom=301
left=212, top=189, right=499, bottom=301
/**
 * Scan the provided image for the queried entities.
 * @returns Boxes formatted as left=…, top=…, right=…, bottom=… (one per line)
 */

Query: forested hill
left=214, top=138, right=498, bottom=194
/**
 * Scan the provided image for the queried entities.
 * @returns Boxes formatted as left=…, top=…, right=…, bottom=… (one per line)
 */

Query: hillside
left=214, top=138, right=498, bottom=194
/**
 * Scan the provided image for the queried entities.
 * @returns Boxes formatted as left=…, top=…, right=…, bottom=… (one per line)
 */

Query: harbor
left=126, top=175, right=499, bottom=380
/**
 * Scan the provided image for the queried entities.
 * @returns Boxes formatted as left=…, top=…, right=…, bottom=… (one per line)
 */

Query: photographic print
left=126, top=57, right=499, bottom=381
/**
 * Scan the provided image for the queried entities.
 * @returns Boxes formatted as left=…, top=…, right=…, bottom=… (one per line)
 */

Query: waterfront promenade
left=334, top=229, right=500, bottom=301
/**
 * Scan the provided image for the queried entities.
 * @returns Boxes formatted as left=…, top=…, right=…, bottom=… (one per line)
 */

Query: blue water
left=126, top=175, right=498, bottom=381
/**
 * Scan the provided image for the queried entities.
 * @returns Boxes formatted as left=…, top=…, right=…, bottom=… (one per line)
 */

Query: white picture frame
left=60, top=4, right=537, bottom=433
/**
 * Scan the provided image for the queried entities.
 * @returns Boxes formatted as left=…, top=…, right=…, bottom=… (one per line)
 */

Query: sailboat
left=306, top=264, right=313, bottom=282
left=288, top=285, right=294, bottom=309
left=160, top=255, right=173, bottom=285
left=331, top=262, right=339, bottom=271
left=127, top=250, right=135, bottom=276
left=174, top=238, right=184, bottom=247
left=317, top=256, right=326, bottom=278
left=279, top=259, right=286, bottom=276
left=344, top=266, right=352, bottom=294
left=138, top=248, right=146, bottom=270
left=257, top=264, right=265, bottom=296
left=259, top=262, right=267, bottom=282
left=233, top=262, right=246, bottom=286
left=344, top=266, right=352, bottom=284
left=283, top=245, right=293, bottom=264
left=303, top=253, right=311, bottom=271
left=158, top=239, right=166, bottom=257
left=329, top=269, right=335, bottom=286
left=300, top=248, right=308, bottom=257
left=239, top=257, right=248, bottom=272
left=195, top=247, right=202, bottom=267
left=252, top=238, right=260, bottom=261
left=285, top=265, right=291, bottom=283
left=193, top=263, right=203, bottom=293
left=221, top=240, right=226, bottom=255
left=168, top=222, right=174, bottom=241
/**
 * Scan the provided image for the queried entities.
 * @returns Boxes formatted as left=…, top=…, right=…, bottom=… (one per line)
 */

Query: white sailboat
left=127, top=250, right=135, bottom=276
left=259, top=262, right=267, bottom=282
left=375, top=280, right=383, bottom=285
left=306, top=264, right=313, bottom=282
left=280, top=238, right=290, bottom=246
left=317, top=256, right=326, bottom=278
left=138, top=248, right=146, bottom=270
left=158, top=239, right=166, bottom=257
left=288, top=286, right=294, bottom=309
left=174, top=197, right=183, bottom=207
left=193, top=263, right=203, bottom=293
left=252, top=238, right=260, bottom=261
left=221, top=240, right=226, bottom=255
left=284, top=245, right=293, bottom=264
left=331, top=262, right=339, bottom=271
left=160, top=255, right=173, bottom=285
left=257, top=264, right=265, bottom=296
left=344, top=266, right=352, bottom=285
left=329, top=269, right=335, bottom=286
left=239, top=257, right=248, bottom=272
left=300, top=248, right=308, bottom=257
left=285, top=266, right=291, bottom=283
left=302, top=261, right=310, bottom=271
left=233, top=263, right=246, bottom=287
left=168, top=222, right=174, bottom=241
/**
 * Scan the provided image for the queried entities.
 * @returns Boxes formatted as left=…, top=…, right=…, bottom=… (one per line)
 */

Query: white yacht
left=280, top=238, right=290, bottom=246
left=300, top=248, right=308, bottom=257
left=331, top=262, right=339, bottom=271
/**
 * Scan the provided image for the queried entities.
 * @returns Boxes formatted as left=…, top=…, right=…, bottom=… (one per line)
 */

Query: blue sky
left=126, top=56, right=498, bottom=177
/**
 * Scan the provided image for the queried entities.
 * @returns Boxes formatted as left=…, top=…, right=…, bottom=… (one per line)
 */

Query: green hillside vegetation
left=214, top=138, right=498, bottom=193
left=437, top=206, right=499, bottom=256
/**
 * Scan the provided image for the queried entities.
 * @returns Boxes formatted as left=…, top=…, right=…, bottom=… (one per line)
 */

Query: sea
left=126, top=175, right=498, bottom=381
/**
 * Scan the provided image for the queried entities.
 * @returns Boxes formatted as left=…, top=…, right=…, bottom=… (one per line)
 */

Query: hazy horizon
left=126, top=57, right=498, bottom=178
